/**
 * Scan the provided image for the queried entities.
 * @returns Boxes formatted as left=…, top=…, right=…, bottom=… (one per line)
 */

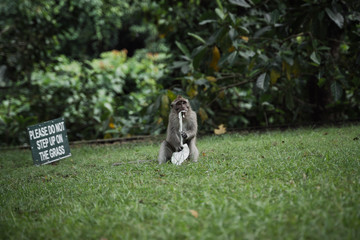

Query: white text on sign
left=29, top=122, right=65, bottom=140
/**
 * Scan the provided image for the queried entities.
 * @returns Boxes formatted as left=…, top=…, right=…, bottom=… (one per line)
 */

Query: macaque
left=158, top=95, right=199, bottom=164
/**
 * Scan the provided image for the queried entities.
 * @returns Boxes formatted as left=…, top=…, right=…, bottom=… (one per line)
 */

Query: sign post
left=27, top=117, right=71, bottom=165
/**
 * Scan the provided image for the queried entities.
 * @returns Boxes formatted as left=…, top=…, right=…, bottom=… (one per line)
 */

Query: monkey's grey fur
left=158, top=96, right=199, bottom=164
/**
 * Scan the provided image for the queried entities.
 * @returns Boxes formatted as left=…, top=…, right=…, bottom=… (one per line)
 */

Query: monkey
left=158, top=95, right=199, bottom=164
left=112, top=95, right=199, bottom=166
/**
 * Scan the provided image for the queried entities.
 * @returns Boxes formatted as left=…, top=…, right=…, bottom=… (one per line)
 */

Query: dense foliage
left=1, top=50, right=168, bottom=145
left=171, top=0, right=360, bottom=130
left=1, top=0, right=360, bottom=146
left=0, top=0, right=168, bottom=145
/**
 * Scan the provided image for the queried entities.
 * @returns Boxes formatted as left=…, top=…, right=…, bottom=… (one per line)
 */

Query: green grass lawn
left=1, top=125, right=359, bottom=239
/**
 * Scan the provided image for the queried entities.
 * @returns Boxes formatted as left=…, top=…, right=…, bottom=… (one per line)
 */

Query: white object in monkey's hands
left=171, top=111, right=190, bottom=165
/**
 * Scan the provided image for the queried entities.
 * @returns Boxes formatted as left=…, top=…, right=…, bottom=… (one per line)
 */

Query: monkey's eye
left=176, top=101, right=187, bottom=107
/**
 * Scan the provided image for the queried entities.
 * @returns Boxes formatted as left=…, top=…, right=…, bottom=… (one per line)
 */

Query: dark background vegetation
left=1, top=0, right=359, bottom=146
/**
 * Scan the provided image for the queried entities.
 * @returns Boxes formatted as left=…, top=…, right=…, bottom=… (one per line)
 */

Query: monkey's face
left=172, top=99, right=189, bottom=113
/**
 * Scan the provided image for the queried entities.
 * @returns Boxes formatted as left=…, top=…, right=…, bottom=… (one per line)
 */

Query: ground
left=0, top=125, right=359, bottom=239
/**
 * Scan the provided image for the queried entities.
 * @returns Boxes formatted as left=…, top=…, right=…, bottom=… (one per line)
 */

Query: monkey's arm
left=166, top=124, right=181, bottom=150
left=183, top=111, right=198, bottom=140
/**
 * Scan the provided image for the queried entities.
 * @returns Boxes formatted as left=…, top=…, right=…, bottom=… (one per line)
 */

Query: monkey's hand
left=180, top=131, right=188, bottom=140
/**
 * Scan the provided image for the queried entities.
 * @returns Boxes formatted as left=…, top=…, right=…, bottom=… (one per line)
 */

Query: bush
left=0, top=50, right=169, bottom=146
left=171, top=0, right=360, bottom=131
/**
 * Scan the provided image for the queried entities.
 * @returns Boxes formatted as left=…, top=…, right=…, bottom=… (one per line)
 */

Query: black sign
left=27, top=117, right=71, bottom=165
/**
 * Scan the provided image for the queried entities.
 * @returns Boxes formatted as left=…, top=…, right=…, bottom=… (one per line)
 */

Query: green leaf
left=256, top=73, right=267, bottom=90
left=192, top=46, right=207, bottom=69
left=195, top=78, right=209, bottom=86
left=331, top=81, right=343, bottom=101
left=239, top=50, right=255, bottom=59
left=254, top=26, right=271, bottom=38
left=215, top=8, right=225, bottom=20
left=283, top=56, right=294, bottom=66
left=206, top=27, right=226, bottom=46
left=104, top=102, right=113, bottom=113
left=229, top=28, right=238, bottom=41
left=181, top=64, right=190, bottom=74
left=218, top=53, right=230, bottom=67
left=172, top=61, right=188, bottom=69
left=325, top=8, right=344, bottom=29
left=216, top=0, right=224, bottom=10
left=317, top=78, right=326, bottom=87
left=229, top=0, right=251, bottom=8
left=229, top=13, right=237, bottom=24
left=188, top=33, right=206, bottom=44
left=238, top=26, right=250, bottom=34
left=180, top=55, right=191, bottom=61
left=340, top=43, right=349, bottom=53
left=227, top=51, right=238, bottom=65
left=249, top=68, right=262, bottom=78
left=310, top=51, right=321, bottom=65
left=199, top=19, right=217, bottom=25
left=175, top=41, right=190, bottom=57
